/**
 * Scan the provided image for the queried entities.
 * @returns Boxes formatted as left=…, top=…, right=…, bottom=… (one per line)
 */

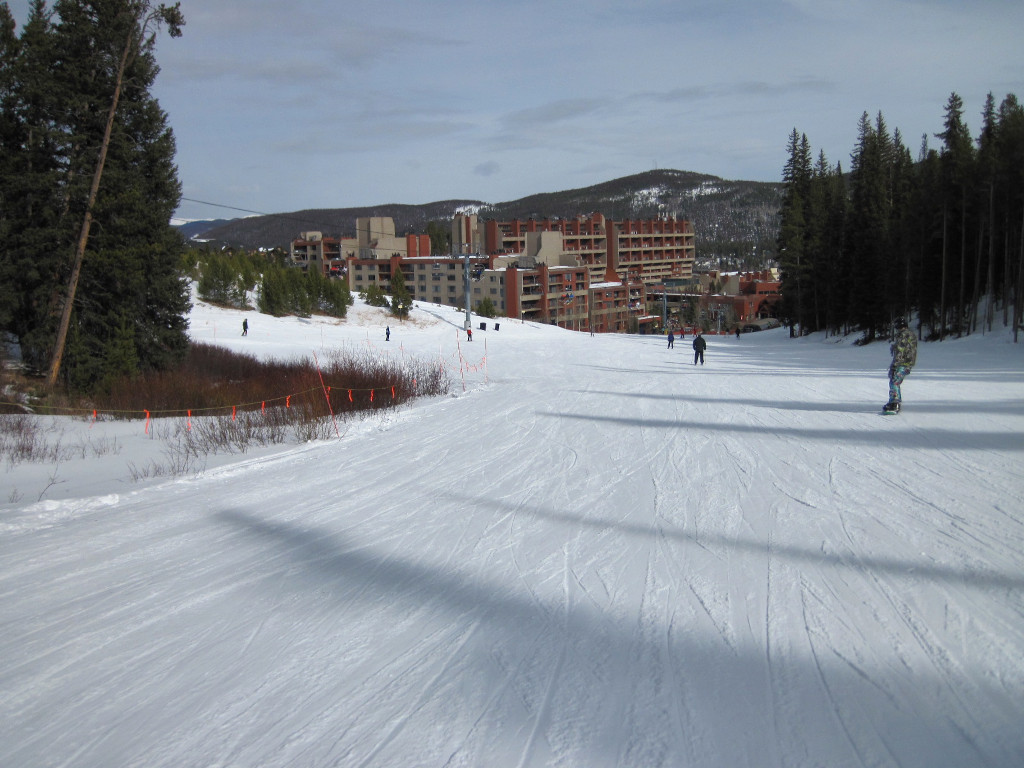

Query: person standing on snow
left=883, top=317, right=917, bottom=413
left=241, top=318, right=248, bottom=336
left=692, top=331, right=707, bottom=365
left=667, top=330, right=675, bottom=349
left=385, top=325, right=390, bottom=341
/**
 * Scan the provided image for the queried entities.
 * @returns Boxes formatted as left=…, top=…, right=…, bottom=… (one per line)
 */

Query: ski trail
left=354, top=618, right=483, bottom=768
left=516, top=543, right=574, bottom=768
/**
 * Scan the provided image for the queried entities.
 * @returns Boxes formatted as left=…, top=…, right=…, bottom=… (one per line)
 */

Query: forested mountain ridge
left=181, top=170, right=783, bottom=265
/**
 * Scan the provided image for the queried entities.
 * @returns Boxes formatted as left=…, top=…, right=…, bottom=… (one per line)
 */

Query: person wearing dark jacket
left=692, top=332, right=707, bottom=365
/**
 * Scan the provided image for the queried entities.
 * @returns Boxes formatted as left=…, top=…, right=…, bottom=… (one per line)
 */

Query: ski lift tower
left=462, top=245, right=472, bottom=332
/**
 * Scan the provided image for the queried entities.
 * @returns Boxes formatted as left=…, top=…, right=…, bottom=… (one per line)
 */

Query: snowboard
left=881, top=402, right=901, bottom=415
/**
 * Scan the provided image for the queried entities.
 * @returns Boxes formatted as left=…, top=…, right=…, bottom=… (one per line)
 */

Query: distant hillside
left=174, top=218, right=234, bottom=240
left=180, top=170, right=783, bottom=265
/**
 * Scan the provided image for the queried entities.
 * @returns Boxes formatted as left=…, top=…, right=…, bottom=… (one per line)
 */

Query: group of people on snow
left=667, top=329, right=708, bottom=365
left=664, top=320, right=918, bottom=411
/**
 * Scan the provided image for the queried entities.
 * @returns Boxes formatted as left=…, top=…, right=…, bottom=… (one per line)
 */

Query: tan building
left=292, top=214, right=663, bottom=333
left=453, top=212, right=695, bottom=288
left=290, top=232, right=342, bottom=275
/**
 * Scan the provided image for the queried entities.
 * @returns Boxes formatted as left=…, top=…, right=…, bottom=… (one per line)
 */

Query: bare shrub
left=3, top=342, right=452, bottom=483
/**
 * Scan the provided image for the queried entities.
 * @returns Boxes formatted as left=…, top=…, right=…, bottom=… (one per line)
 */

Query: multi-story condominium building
left=291, top=214, right=665, bottom=333
left=290, top=218, right=431, bottom=279
left=452, top=212, right=695, bottom=289
left=290, top=232, right=342, bottom=275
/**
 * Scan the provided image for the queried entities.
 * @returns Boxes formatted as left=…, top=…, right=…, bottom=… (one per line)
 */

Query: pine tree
left=45, top=0, right=185, bottom=386
left=991, top=94, right=1024, bottom=337
left=847, top=112, right=890, bottom=340
left=0, top=4, right=18, bottom=331
left=936, top=92, right=975, bottom=338
left=389, top=268, right=412, bottom=318
left=1, top=0, right=188, bottom=389
left=777, top=129, right=813, bottom=335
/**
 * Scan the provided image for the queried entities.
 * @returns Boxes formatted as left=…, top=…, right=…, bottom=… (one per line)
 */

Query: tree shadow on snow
left=438, top=494, right=1024, bottom=593
left=212, top=506, right=1021, bottom=766
left=575, top=390, right=1024, bottom=416
left=540, top=411, right=1024, bottom=452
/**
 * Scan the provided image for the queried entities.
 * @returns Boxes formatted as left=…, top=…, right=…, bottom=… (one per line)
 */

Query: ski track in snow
left=2, top=302, right=1024, bottom=767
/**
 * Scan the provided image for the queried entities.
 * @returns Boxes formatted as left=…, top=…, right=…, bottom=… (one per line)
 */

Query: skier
left=667, top=330, right=675, bottom=349
left=692, top=331, right=707, bottom=365
left=466, top=327, right=473, bottom=342
left=241, top=318, right=248, bottom=336
left=883, top=317, right=917, bottom=414
left=385, top=325, right=390, bottom=341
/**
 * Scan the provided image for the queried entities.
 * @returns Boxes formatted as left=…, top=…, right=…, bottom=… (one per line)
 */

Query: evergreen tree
left=776, top=129, right=813, bottom=335
left=992, top=94, right=1024, bottom=337
left=847, top=112, right=890, bottom=340
left=258, top=267, right=286, bottom=316
left=1, top=0, right=188, bottom=390
left=975, top=93, right=998, bottom=333
left=363, top=283, right=389, bottom=308
left=0, top=4, right=18, bottom=330
left=197, top=254, right=236, bottom=305
left=389, top=268, right=411, bottom=318
left=936, top=92, right=976, bottom=337
left=426, top=221, right=449, bottom=256
left=819, top=160, right=849, bottom=334
left=909, top=138, right=944, bottom=337
left=475, top=297, right=497, bottom=318
left=46, top=0, right=185, bottom=386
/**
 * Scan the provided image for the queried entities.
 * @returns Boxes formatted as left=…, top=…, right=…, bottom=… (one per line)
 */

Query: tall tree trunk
left=984, top=183, right=995, bottom=333
left=940, top=204, right=948, bottom=340
left=1015, top=204, right=1024, bottom=344
left=957, top=186, right=966, bottom=337
left=971, top=211, right=983, bottom=334
left=46, top=31, right=133, bottom=388
left=1004, top=218, right=1011, bottom=327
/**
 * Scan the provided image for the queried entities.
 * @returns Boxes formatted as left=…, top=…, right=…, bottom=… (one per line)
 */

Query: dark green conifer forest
left=0, top=0, right=189, bottom=392
left=776, top=92, right=1024, bottom=342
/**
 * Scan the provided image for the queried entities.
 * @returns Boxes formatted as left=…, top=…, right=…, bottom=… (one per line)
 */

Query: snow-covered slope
left=2, top=298, right=1023, bottom=767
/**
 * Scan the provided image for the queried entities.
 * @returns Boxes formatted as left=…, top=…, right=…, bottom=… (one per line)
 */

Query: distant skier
left=385, top=325, right=390, bottom=341
left=692, top=331, right=707, bottom=365
left=466, top=327, right=473, bottom=342
left=241, top=318, right=248, bottom=336
left=883, top=317, right=917, bottom=414
left=667, top=330, right=675, bottom=349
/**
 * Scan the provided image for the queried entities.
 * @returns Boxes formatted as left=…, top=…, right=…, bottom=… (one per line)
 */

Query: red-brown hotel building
left=290, top=212, right=696, bottom=333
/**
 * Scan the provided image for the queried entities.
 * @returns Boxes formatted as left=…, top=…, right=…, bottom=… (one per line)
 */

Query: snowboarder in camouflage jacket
left=884, top=318, right=917, bottom=413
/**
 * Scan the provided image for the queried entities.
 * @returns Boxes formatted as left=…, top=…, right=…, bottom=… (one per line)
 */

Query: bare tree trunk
left=1015, top=204, right=1024, bottom=344
left=940, top=204, right=948, bottom=340
left=1004, top=215, right=1011, bottom=327
left=984, top=183, right=995, bottom=333
left=971, top=210, right=984, bottom=334
left=45, top=33, right=133, bottom=389
left=957, top=187, right=966, bottom=337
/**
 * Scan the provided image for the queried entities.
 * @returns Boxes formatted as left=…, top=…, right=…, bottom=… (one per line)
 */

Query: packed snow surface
left=2, top=297, right=1023, bottom=767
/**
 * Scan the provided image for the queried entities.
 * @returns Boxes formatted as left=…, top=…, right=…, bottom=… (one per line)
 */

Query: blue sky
left=8, top=0, right=1024, bottom=222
